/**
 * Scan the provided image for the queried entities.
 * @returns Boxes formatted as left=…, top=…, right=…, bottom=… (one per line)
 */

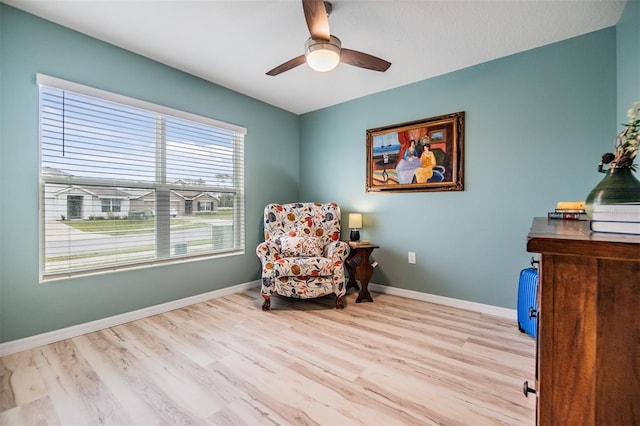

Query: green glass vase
left=585, top=166, right=640, bottom=217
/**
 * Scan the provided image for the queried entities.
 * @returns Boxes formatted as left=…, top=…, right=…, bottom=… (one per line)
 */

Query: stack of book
left=590, top=203, right=640, bottom=235
left=548, top=201, right=588, bottom=220
left=348, top=240, right=371, bottom=248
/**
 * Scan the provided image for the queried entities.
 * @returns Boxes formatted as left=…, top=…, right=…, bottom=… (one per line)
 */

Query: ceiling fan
left=266, top=0, right=391, bottom=76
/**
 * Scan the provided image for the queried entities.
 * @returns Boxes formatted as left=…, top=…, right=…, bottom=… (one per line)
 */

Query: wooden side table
left=345, top=243, right=379, bottom=303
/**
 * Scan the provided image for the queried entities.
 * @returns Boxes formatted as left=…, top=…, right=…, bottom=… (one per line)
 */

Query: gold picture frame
left=366, top=111, right=464, bottom=192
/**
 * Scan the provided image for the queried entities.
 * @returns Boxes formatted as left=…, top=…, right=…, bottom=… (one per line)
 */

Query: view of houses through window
left=38, top=74, right=246, bottom=280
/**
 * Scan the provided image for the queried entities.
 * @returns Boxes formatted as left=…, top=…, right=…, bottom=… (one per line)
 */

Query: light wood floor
left=1, top=288, right=536, bottom=425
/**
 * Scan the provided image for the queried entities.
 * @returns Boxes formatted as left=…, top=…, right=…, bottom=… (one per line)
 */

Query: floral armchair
left=256, top=202, right=350, bottom=310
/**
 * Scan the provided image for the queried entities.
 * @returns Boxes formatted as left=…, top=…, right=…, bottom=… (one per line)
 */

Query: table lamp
left=348, top=213, right=362, bottom=241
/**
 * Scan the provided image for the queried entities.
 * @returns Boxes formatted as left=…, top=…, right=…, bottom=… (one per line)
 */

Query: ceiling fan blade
left=266, top=55, right=306, bottom=76
left=303, top=0, right=330, bottom=41
left=341, top=49, right=391, bottom=72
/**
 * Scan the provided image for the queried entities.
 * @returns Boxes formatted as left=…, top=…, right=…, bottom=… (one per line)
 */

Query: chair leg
left=262, top=296, right=271, bottom=311
left=336, top=295, right=344, bottom=309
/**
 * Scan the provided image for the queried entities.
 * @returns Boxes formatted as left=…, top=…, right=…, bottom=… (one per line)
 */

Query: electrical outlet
left=408, top=252, right=416, bottom=264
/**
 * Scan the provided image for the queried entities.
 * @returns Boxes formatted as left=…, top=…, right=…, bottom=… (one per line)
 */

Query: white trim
left=35, top=73, right=247, bottom=135
left=0, top=280, right=260, bottom=356
left=368, top=283, right=516, bottom=320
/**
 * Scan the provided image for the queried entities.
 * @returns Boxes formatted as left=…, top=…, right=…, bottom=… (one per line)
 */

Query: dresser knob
left=523, top=381, right=537, bottom=397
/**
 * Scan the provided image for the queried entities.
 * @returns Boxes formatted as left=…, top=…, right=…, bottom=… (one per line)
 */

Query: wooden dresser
left=526, top=217, right=639, bottom=425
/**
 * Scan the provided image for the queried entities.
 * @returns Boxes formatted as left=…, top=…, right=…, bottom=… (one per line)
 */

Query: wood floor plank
left=0, top=358, right=14, bottom=412
left=286, top=361, right=432, bottom=425
left=1, top=288, right=536, bottom=425
left=134, top=314, right=227, bottom=366
left=0, top=396, right=61, bottom=426
left=0, top=351, right=47, bottom=411
left=207, top=397, right=281, bottom=425
left=105, top=322, right=227, bottom=418
left=71, top=333, right=167, bottom=425
left=32, top=340, right=133, bottom=425
left=209, top=356, right=318, bottom=425
left=81, top=328, right=202, bottom=425
left=123, top=320, right=238, bottom=406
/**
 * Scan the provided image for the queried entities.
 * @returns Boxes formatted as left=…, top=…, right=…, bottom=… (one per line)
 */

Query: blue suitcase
left=517, top=263, right=538, bottom=338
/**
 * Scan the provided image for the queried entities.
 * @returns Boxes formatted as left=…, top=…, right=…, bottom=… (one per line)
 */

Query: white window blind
left=38, top=74, right=246, bottom=281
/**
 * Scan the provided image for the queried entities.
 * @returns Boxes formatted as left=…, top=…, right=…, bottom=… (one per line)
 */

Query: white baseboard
left=1, top=280, right=515, bottom=356
left=0, top=280, right=261, bottom=356
left=368, top=283, right=516, bottom=320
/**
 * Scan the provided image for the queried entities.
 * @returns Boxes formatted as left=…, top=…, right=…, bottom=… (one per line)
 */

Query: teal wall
left=1, top=2, right=635, bottom=343
left=0, top=5, right=299, bottom=343
left=617, top=0, right=640, bottom=121
left=299, top=28, right=618, bottom=309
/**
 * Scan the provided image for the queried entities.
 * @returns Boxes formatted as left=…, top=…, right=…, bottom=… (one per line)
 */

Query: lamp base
left=350, top=230, right=360, bottom=242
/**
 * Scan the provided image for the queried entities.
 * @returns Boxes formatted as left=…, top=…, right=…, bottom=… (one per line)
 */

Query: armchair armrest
left=325, top=241, right=350, bottom=263
left=256, top=240, right=281, bottom=263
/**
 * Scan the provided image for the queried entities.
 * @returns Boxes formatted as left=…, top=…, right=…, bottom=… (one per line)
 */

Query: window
left=197, top=201, right=214, bottom=212
left=38, top=74, right=246, bottom=280
left=101, top=199, right=122, bottom=213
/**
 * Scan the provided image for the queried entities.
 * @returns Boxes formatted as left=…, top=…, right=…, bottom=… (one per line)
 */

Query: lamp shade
left=348, top=213, right=362, bottom=229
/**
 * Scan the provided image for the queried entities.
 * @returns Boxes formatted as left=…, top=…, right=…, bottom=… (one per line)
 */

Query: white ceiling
left=5, top=0, right=626, bottom=114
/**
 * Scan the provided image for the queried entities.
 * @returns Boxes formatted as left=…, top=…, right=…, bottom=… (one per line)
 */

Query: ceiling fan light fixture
left=305, top=36, right=341, bottom=72
left=266, top=2, right=391, bottom=76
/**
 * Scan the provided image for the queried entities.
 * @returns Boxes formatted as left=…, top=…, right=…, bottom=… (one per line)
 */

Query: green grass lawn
left=62, top=210, right=233, bottom=236
left=66, top=218, right=156, bottom=234
left=46, top=238, right=213, bottom=263
left=46, top=211, right=235, bottom=268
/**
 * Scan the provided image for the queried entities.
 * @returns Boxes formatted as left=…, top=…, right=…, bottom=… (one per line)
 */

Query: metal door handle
left=523, top=381, right=537, bottom=397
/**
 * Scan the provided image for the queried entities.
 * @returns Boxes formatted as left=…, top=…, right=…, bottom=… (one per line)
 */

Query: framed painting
left=366, top=111, right=464, bottom=192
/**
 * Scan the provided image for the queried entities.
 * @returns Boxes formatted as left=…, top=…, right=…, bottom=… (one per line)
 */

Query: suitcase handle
left=530, top=257, right=539, bottom=268
left=529, top=307, right=538, bottom=319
